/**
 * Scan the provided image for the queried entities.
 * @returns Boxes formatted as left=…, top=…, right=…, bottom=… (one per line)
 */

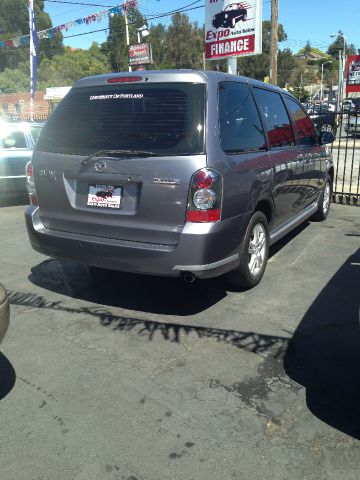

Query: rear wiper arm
left=81, top=150, right=162, bottom=166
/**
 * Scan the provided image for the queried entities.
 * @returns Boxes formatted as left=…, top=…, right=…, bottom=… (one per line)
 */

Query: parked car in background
left=342, top=98, right=360, bottom=114
left=0, top=283, right=9, bottom=345
left=0, top=121, right=43, bottom=202
left=344, top=114, right=360, bottom=137
left=304, top=103, right=338, bottom=135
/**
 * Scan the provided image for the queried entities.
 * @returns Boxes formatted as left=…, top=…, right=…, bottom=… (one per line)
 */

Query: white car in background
left=0, top=121, right=43, bottom=201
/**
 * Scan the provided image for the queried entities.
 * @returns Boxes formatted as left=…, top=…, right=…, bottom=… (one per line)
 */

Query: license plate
left=87, top=184, right=122, bottom=209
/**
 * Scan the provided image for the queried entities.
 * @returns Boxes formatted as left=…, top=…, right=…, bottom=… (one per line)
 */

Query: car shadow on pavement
left=284, top=248, right=360, bottom=440
left=26, top=221, right=311, bottom=315
left=0, top=352, right=16, bottom=400
left=28, top=258, right=228, bottom=316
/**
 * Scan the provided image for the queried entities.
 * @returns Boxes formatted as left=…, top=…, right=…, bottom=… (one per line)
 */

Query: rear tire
left=226, top=211, right=269, bottom=289
left=311, top=174, right=332, bottom=221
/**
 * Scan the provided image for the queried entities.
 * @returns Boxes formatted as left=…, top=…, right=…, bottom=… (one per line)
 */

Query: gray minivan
left=25, top=70, right=334, bottom=288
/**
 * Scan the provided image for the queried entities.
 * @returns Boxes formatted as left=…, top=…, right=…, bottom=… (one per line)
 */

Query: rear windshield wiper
left=81, top=149, right=164, bottom=165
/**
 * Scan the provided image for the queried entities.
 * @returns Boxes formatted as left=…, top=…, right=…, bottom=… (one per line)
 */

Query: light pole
left=330, top=32, right=346, bottom=109
left=320, top=60, right=332, bottom=101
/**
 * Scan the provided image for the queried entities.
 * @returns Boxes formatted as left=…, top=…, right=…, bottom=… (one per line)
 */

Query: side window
left=219, top=82, right=266, bottom=152
left=285, top=96, right=317, bottom=146
left=253, top=88, right=295, bottom=148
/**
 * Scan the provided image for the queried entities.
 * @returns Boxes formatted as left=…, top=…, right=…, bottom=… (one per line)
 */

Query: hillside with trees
left=0, top=1, right=351, bottom=99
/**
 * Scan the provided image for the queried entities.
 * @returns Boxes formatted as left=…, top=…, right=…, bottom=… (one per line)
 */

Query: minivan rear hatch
left=34, top=79, right=206, bottom=246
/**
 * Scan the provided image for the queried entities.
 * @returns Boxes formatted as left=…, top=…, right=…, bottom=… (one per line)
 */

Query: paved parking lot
left=0, top=203, right=359, bottom=480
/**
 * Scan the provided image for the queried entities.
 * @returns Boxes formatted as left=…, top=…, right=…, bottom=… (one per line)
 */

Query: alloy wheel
left=248, top=223, right=266, bottom=276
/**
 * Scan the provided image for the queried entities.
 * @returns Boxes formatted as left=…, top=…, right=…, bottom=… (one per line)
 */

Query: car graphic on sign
left=96, top=189, right=113, bottom=199
left=212, top=3, right=248, bottom=29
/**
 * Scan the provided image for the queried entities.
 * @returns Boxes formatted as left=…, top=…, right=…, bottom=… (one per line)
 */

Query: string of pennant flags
left=0, top=0, right=138, bottom=49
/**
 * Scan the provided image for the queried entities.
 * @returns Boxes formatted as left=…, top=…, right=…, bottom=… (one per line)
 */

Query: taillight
left=186, top=168, right=222, bottom=223
left=107, top=76, right=142, bottom=83
left=26, top=161, right=38, bottom=206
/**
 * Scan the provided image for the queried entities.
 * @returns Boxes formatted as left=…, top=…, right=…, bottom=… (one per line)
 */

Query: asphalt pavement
left=0, top=202, right=359, bottom=480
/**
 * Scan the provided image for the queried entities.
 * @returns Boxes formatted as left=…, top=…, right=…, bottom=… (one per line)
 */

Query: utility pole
left=270, top=0, right=278, bottom=85
left=125, top=13, right=131, bottom=72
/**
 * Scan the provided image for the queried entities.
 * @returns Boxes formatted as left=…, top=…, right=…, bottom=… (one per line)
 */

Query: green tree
left=162, top=13, right=204, bottom=69
left=304, top=40, right=312, bottom=53
left=148, top=23, right=167, bottom=69
left=38, top=44, right=110, bottom=87
left=327, top=31, right=356, bottom=58
left=0, top=43, right=110, bottom=92
left=278, top=48, right=297, bottom=87
left=0, top=0, right=63, bottom=72
left=104, top=6, right=145, bottom=72
left=0, top=64, right=29, bottom=92
left=234, top=21, right=287, bottom=80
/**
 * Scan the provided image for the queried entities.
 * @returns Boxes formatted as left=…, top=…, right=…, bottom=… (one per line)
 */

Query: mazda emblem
left=94, top=160, right=106, bottom=173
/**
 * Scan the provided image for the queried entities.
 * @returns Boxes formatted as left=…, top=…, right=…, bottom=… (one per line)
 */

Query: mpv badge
left=94, top=160, right=106, bottom=173
left=153, top=177, right=180, bottom=185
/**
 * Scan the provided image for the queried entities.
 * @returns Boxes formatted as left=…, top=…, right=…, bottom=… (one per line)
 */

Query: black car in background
left=212, top=3, right=248, bottom=29
left=304, top=103, right=338, bottom=135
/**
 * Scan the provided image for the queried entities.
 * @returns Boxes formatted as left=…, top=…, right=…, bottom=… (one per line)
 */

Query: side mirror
left=319, top=131, right=335, bottom=145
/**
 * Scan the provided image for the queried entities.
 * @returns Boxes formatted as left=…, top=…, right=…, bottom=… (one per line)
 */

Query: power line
left=62, top=4, right=204, bottom=40
left=47, top=0, right=118, bottom=19
left=43, top=0, right=116, bottom=6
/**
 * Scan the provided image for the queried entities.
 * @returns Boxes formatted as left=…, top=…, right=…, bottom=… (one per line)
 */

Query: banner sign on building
left=346, top=55, right=360, bottom=96
left=129, top=43, right=152, bottom=66
left=205, top=0, right=262, bottom=60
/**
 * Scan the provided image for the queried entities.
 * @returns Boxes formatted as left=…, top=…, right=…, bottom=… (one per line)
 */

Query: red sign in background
left=346, top=55, right=360, bottom=96
left=205, top=34, right=255, bottom=59
left=129, top=43, right=152, bottom=66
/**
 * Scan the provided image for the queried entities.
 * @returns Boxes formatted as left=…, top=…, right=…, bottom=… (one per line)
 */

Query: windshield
left=37, top=83, right=206, bottom=156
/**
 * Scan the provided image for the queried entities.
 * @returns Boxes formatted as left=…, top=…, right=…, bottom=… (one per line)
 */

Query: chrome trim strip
left=173, top=253, right=239, bottom=272
left=0, top=175, right=26, bottom=179
left=269, top=202, right=318, bottom=244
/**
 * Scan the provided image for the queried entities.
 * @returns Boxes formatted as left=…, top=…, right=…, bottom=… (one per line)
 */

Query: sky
left=42, top=0, right=360, bottom=53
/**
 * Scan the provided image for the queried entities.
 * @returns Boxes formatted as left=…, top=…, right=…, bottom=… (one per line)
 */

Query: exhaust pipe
left=183, top=272, right=196, bottom=283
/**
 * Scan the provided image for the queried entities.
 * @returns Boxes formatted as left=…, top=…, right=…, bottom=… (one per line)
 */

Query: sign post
left=205, top=0, right=262, bottom=72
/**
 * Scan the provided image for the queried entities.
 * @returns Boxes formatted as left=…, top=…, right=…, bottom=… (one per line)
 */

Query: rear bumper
left=25, top=206, right=250, bottom=279
left=0, top=284, right=10, bottom=345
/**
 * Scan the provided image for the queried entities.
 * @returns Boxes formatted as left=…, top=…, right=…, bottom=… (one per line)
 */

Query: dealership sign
left=205, top=0, right=262, bottom=60
left=129, top=43, right=152, bottom=66
left=346, top=55, right=360, bottom=96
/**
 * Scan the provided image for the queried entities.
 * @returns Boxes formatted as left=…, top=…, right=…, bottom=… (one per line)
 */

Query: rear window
left=0, top=128, right=27, bottom=149
left=37, top=83, right=206, bottom=156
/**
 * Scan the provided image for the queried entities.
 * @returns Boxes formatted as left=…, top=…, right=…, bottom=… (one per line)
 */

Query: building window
left=2, top=104, right=9, bottom=113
